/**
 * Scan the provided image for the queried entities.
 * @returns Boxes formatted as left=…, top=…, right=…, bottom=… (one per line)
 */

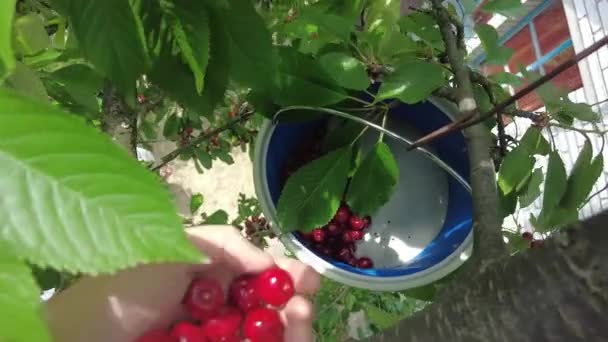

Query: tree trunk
left=370, top=211, right=608, bottom=341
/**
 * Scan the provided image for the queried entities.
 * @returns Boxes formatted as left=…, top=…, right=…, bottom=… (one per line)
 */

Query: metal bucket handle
left=273, top=106, right=471, bottom=194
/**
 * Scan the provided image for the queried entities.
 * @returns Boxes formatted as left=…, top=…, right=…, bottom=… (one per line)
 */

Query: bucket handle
left=274, top=106, right=471, bottom=194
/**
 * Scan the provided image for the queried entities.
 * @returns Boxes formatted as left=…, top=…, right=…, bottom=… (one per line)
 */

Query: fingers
left=281, top=295, right=315, bottom=342
left=186, top=225, right=274, bottom=273
left=275, top=258, right=321, bottom=295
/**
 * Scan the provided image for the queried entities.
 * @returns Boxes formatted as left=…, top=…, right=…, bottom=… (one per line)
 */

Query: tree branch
left=101, top=81, right=137, bottom=157
left=410, top=35, right=608, bottom=149
left=371, top=210, right=608, bottom=341
left=150, top=109, right=254, bottom=171
left=430, top=0, right=505, bottom=262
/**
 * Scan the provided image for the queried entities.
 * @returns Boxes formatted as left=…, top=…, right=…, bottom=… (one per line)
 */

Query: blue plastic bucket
left=253, top=98, right=474, bottom=290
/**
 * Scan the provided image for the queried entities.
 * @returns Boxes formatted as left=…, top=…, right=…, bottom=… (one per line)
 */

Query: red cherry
left=183, top=278, right=224, bottom=321
left=300, top=231, right=313, bottom=241
left=357, top=257, right=374, bottom=269
left=137, top=94, right=146, bottom=104
left=349, top=215, right=365, bottom=230
left=521, top=232, right=533, bottom=241
left=326, top=223, right=342, bottom=236
left=135, top=330, right=174, bottom=342
left=201, top=306, right=242, bottom=342
left=229, top=275, right=262, bottom=312
left=334, top=205, right=350, bottom=224
left=255, top=267, right=295, bottom=307
left=350, top=230, right=364, bottom=241
left=363, top=216, right=371, bottom=228
left=170, top=322, right=204, bottom=342
left=243, top=308, right=284, bottom=342
left=336, top=247, right=352, bottom=262
left=184, top=127, right=193, bottom=135
left=312, top=228, right=326, bottom=243
left=341, top=230, right=353, bottom=243
left=347, top=257, right=357, bottom=267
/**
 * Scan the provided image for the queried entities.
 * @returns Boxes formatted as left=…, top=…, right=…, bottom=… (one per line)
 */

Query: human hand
left=46, top=225, right=321, bottom=342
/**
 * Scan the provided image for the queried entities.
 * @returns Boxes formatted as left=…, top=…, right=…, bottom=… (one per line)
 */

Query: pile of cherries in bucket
left=299, top=203, right=374, bottom=269
left=136, top=267, right=294, bottom=342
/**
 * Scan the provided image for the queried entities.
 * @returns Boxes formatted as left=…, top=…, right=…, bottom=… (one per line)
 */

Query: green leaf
left=475, top=24, right=513, bottom=65
left=275, top=48, right=347, bottom=107
left=499, top=185, right=517, bottom=218
left=0, top=0, right=16, bottom=79
left=204, top=210, right=229, bottom=224
left=482, top=0, right=526, bottom=17
left=549, top=100, right=599, bottom=123
left=0, top=90, right=202, bottom=273
left=31, top=265, right=63, bottom=290
left=171, top=2, right=211, bottom=94
left=163, top=114, right=180, bottom=139
left=542, top=151, right=568, bottom=211
left=302, top=8, right=354, bottom=43
left=223, top=0, right=277, bottom=91
left=399, top=13, right=444, bottom=51
left=4, top=62, right=48, bottom=101
left=519, top=127, right=550, bottom=156
left=519, top=168, right=543, bottom=208
left=365, top=305, right=402, bottom=330
left=149, top=10, right=229, bottom=116
left=531, top=206, right=578, bottom=233
left=319, top=52, right=369, bottom=90
left=277, top=146, right=352, bottom=232
left=376, top=60, right=447, bottom=103
left=0, top=255, right=52, bottom=342
left=215, top=150, right=235, bottom=165
left=497, top=146, right=535, bottom=195
left=473, top=83, right=492, bottom=113
left=190, top=193, right=204, bottom=214
left=196, top=148, right=213, bottom=169
left=377, top=28, right=419, bottom=62
left=489, top=71, right=522, bottom=86
left=57, top=0, right=147, bottom=95
left=403, top=284, right=437, bottom=301
left=347, top=142, right=399, bottom=216
left=561, top=141, right=604, bottom=210
left=51, top=64, right=103, bottom=113
left=13, top=14, right=50, bottom=56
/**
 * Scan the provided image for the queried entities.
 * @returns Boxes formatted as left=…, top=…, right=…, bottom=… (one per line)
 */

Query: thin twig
left=409, top=35, right=608, bottom=149
left=581, top=182, right=608, bottom=208
left=150, top=110, right=254, bottom=171
left=550, top=122, right=608, bottom=135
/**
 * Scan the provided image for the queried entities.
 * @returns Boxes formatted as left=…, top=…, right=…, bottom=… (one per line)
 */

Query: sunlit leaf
left=0, top=91, right=202, bottom=273
left=190, top=193, right=204, bottom=214
left=0, top=0, right=16, bottom=78
left=376, top=60, right=447, bottom=103
left=319, top=52, right=369, bottom=90
left=13, top=14, right=50, bottom=56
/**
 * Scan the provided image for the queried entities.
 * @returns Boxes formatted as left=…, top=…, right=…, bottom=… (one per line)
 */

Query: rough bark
left=370, top=211, right=608, bottom=342
left=101, top=82, right=137, bottom=156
